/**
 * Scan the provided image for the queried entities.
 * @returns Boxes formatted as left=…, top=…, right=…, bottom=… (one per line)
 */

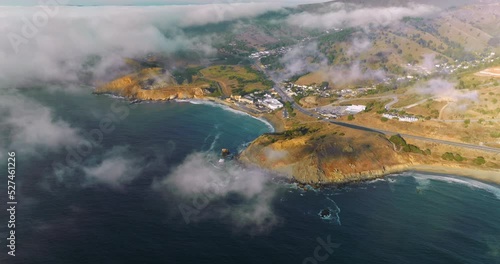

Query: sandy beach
left=407, top=165, right=500, bottom=185
left=176, top=97, right=500, bottom=186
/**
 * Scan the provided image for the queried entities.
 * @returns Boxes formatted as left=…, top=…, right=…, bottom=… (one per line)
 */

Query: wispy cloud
left=83, top=146, right=143, bottom=188
left=154, top=152, right=280, bottom=234
left=0, top=93, right=82, bottom=154
left=0, top=3, right=286, bottom=87
left=287, top=3, right=438, bottom=30
left=415, top=78, right=479, bottom=102
left=277, top=41, right=385, bottom=85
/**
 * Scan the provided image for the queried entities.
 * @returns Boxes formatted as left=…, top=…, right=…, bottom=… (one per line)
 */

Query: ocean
left=1, top=89, right=499, bottom=264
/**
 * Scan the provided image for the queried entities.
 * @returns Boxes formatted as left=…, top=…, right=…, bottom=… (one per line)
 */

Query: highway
left=270, top=82, right=500, bottom=154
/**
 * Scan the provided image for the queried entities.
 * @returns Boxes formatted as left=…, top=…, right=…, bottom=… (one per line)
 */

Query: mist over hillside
left=0, top=0, right=499, bottom=89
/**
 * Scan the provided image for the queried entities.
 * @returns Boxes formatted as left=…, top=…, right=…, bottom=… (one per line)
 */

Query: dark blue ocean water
left=1, top=90, right=499, bottom=264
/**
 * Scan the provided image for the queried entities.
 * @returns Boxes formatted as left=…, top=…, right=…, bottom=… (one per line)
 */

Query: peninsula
left=93, top=1, right=500, bottom=185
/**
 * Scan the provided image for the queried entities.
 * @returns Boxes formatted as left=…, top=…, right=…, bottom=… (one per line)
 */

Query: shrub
left=403, top=144, right=424, bottom=154
left=389, top=134, right=407, bottom=147
left=381, top=117, right=389, bottom=122
left=442, top=152, right=455, bottom=161
left=473, top=156, right=486, bottom=165
left=453, top=154, right=465, bottom=162
left=347, top=115, right=355, bottom=121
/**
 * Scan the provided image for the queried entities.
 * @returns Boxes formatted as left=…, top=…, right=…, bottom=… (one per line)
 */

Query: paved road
left=434, top=118, right=500, bottom=123
left=270, top=82, right=500, bottom=154
left=250, top=60, right=500, bottom=154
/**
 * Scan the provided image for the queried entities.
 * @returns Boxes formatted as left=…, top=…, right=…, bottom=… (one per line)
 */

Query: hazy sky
left=0, top=0, right=318, bottom=6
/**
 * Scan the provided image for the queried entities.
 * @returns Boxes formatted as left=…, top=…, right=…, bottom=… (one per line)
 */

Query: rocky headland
left=93, top=68, right=209, bottom=101
left=238, top=122, right=500, bottom=185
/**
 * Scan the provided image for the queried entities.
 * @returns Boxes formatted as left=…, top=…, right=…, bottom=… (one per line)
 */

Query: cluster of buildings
left=382, top=113, right=419, bottom=122
left=405, top=52, right=498, bottom=77
left=284, top=82, right=332, bottom=98
left=248, top=47, right=291, bottom=60
left=315, top=105, right=367, bottom=119
left=284, top=81, right=377, bottom=100
left=231, top=92, right=284, bottom=111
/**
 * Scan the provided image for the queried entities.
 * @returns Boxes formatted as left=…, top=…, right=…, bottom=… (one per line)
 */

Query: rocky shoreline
left=94, top=89, right=500, bottom=186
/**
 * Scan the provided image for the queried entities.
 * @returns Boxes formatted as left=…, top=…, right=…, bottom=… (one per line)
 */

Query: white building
left=262, top=98, right=283, bottom=110
left=383, top=114, right=418, bottom=122
left=345, top=105, right=366, bottom=114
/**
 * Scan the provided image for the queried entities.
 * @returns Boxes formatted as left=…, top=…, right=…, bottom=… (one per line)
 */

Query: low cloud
left=277, top=41, right=385, bottom=85
left=264, top=148, right=288, bottom=162
left=0, top=3, right=286, bottom=88
left=0, top=93, right=82, bottom=154
left=0, top=2, right=289, bottom=159
left=83, top=148, right=142, bottom=188
left=326, top=61, right=386, bottom=86
left=154, top=153, right=279, bottom=234
left=421, top=53, right=437, bottom=72
left=287, top=3, right=438, bottom=30
left=415, top=78, right=479, bottom=102
left=52, top=146, right=144, bottom=189
left=347, top=37, right=372, bottom=56
left=278, top=42, right=325, bottom=78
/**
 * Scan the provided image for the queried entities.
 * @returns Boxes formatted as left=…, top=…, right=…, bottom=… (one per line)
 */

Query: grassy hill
left=200, top=65, right=273, bottom=96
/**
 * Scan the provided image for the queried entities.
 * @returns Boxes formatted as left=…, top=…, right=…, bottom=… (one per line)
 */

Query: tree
left=454, top=154, right=465, bottom=162
left=389, top=134, right=407, bottom=147
left=473, top=156, right=486, bottom=165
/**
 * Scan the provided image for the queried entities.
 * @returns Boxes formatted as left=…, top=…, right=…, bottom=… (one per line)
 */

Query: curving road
left=251, top=59, right=500, bottom=154
left=271, top=82, right=500, bottom=154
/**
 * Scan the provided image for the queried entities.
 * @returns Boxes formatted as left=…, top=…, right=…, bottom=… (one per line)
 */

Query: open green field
left=200, top=65, right=273, bottom=96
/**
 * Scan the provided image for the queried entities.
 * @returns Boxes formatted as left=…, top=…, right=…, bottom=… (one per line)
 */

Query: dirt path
left=200, top=72, right=231, bottom=96
left=438, top=101, right=450, bottom=120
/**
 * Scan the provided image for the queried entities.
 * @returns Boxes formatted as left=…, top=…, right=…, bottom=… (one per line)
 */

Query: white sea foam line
left=411, top=173, right=500, bottom=200
left=175, top=99, right=275, bottom=132
left=326, top=197, right=341, bottom=225
left=208, top=133, right=221, bottom=152
left=103, top=94, right=127, bottom=100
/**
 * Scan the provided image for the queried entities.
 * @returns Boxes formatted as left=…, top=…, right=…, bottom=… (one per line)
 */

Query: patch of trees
left=318, top=28, right=355, bottom=46
left=490, top=132, right=500, bottom=138
left=260, top=55, right=284, bottom=70
left=365, top=101, right=387, bottom=113
left=276, top=126, right=317, bottom=140
left=173, top=67, right=203, bottom=84
left=288, top=72, right=310, bottom=83
left=472, top=156, right=486, bottom=166
left=389, top=134, right=429, bottom=155
left=284, top=102, right=296, bottom=117
left=441, top=152, right=465, bottom=162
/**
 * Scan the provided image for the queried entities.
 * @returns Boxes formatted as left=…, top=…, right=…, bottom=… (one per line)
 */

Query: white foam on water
left=323, top=197, right=341, bottom=226
left=207, top=133, right=221, bottom=152
left=363, top=178, right=387, bottom=184
left=175, top=99, right=275, bottom=132
left=411, top=173, right=500, bottom=200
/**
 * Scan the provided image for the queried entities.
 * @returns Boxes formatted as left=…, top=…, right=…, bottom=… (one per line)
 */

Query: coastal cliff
left=238, top=123, right=500, bottom=184
left=93, top=68, right=209, bottom=100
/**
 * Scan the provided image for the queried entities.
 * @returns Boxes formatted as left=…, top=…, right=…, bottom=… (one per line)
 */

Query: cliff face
left=93, top=68, right=209, bottom=100
left=239, top=126, right=420, bottom=184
